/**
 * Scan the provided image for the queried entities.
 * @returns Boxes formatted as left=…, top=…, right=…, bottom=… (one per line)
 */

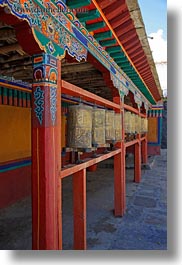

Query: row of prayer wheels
left=124, top=111, right=148, bottom=134
left=67, top=104, right=122, bottom=149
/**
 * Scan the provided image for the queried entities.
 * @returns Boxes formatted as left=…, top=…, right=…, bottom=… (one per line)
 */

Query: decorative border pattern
left=50, top=86, right=57, bottom=126
left=34, top=86, right=44, bottom=125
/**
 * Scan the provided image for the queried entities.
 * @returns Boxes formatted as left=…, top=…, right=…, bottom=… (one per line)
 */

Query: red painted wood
left=3, top=96, right=7, bottom=105
left=0, top=165, right=31, bottom=208
left=103, top=0, right=126, bottom=20
left=134, top=134, right=141, bottom=183
left=115, top=21, right=134, bottom=37
left=9, top=96, right=13, bottom=106
left=13, top=96, right=18, bottom=106
left=62, top=80, right=120, bottom=111
left=141, top=135, right=148, bottom=164
left=113, top=97, right=125, bottom=216
left=124, top=104, right=139, bottom=114
left=23, top=98, right=27, bottom=108
left=60, top=149, right=121, bottom=178
left=32, top=56, right=61, bottom=250
left=73, top=169, right=87, bottom=250
left=97, top=0, right=118, bottom=9
left=125, top=139, right=139, bottom=149
left=57, top=60, right=62, bottom=250
left=109, top=11, right=129, bottom=29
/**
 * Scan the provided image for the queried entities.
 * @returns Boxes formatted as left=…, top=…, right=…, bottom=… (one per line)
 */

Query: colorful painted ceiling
left=0, top=0, right=162, bottom=107
left=65, top=0, right=162, bottom=104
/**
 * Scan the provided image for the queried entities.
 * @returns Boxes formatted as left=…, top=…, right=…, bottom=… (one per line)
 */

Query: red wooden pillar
left=73, top=169, right=87, bottom=250
left=32, top=53, right=62, bottom=250
left=141, top=133, right=148, bottom=164
left=134, top=134, right=141, bottom=183
left=113, top=96, right=126, bottom=216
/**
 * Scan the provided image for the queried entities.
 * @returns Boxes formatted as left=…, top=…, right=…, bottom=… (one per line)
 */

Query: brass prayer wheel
left=115, top=113, right=122, bottom=141
left=92, top=108, right=106, bottom=145
left=67, top=104, right=93, bottom=149
left=105, top=110, right=115, bottom=141
left=124, top=111, right=130, bottom=133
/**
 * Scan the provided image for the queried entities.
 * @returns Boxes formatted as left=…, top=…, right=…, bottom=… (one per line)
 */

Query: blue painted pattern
left=34, top=86, right=44, bottom=125
left=50, top=86, right=57, bottom=125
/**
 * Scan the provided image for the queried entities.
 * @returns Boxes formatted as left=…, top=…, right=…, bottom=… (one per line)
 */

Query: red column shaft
left=73, top=169, right=87, bottom=250
left=134, top=134, right=141, bottom=183
left=32, top=54, right=61, bottom=250
left=113, top=96, right=126, bottom=216
left=142, top=134, right=148, bottom=164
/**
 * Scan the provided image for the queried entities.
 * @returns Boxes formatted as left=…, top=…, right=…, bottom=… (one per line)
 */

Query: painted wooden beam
left=67, top=0, right=91, bottom=9
left=86, top=21, right=105, bottom=32
left=94, top=30, right=112, bottom=41
left=99, top=39, right=117, bottom=47
left=106, top=46, right=121, bottom=53
left=61, top=80, right=120, bottom=112
left=76, top=9, right=100, bottom=23
left=60, top=149, right=121, bottom=178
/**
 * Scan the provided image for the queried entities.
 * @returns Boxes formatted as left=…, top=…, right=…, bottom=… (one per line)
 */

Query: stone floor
left=0, top=150, right=167, bottom=250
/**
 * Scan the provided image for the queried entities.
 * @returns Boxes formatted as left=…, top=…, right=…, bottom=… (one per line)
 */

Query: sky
left=138, top=0, right=167, bottom=97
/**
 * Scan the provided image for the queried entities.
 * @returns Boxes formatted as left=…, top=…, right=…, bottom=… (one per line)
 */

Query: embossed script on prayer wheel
left=92, top=108, right=106, bottom=145
left=124, top=111, right=130, bottom=133
left=135, top=115, right=141, bottom=134
left=105, top=110, right=115, bottom=141
left=115, top=113, right=122, bottom=141
left=67, top=104, right=93, bottom=148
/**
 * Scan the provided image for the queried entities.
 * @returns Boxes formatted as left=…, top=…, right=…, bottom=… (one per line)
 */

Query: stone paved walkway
left=0, top=150, right=167, bottom=250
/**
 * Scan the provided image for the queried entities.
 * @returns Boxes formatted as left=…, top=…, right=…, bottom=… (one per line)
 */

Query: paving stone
left=133, top=196, right=157, bottom=208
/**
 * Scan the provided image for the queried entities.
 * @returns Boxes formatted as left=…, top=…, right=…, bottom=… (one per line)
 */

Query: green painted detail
left=14, top=90, right=17, bottom=97
left=0, top=162, right=31, bottom=173
left=115, top=58, right=128, bottom=64
left=8, top=89, right=13, bottom=97
left=111, top=52, right=126, bottom=59
left=77, top=9, right=100, bottom=23
left=94, top=31, right=112, bottom=41
left=22, top=92, right=26, bottom=100
left=18, top=91, right=22, bottom=99
left=33, top=29, right=65, bottom=58
left=67, top=0, right=91, bottom=9
left=100, top=39, right=117, bottom=46
left=106, top=46, right=121, bottom=53
left=86, top=21, right=105, bottom=32
left=3, top=87, right=7, bottom=96
left=27, top=93, right=31, bottom=101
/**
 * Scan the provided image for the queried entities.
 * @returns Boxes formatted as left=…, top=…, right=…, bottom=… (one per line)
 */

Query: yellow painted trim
left=91, top=0, right=157, bottom=103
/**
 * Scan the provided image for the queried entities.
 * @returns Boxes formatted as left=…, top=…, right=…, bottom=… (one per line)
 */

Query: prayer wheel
left=135, top=115, right=141, bottom=134
left=124, top=111, right=130, bottom=133
left=144, top=118, right=148, bottom=133
left=115, top=113, right=122, bottom=141
left=67, top=104, right=93, bottom=149
left=130, top=113, right=135, bottom=134
left=105, top=110, right=115, bottom=141
left=92, top=108, right=106, bottom=145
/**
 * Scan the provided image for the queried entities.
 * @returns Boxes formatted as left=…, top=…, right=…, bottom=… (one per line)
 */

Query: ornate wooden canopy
left=0, top=0, right=162, bottom=106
